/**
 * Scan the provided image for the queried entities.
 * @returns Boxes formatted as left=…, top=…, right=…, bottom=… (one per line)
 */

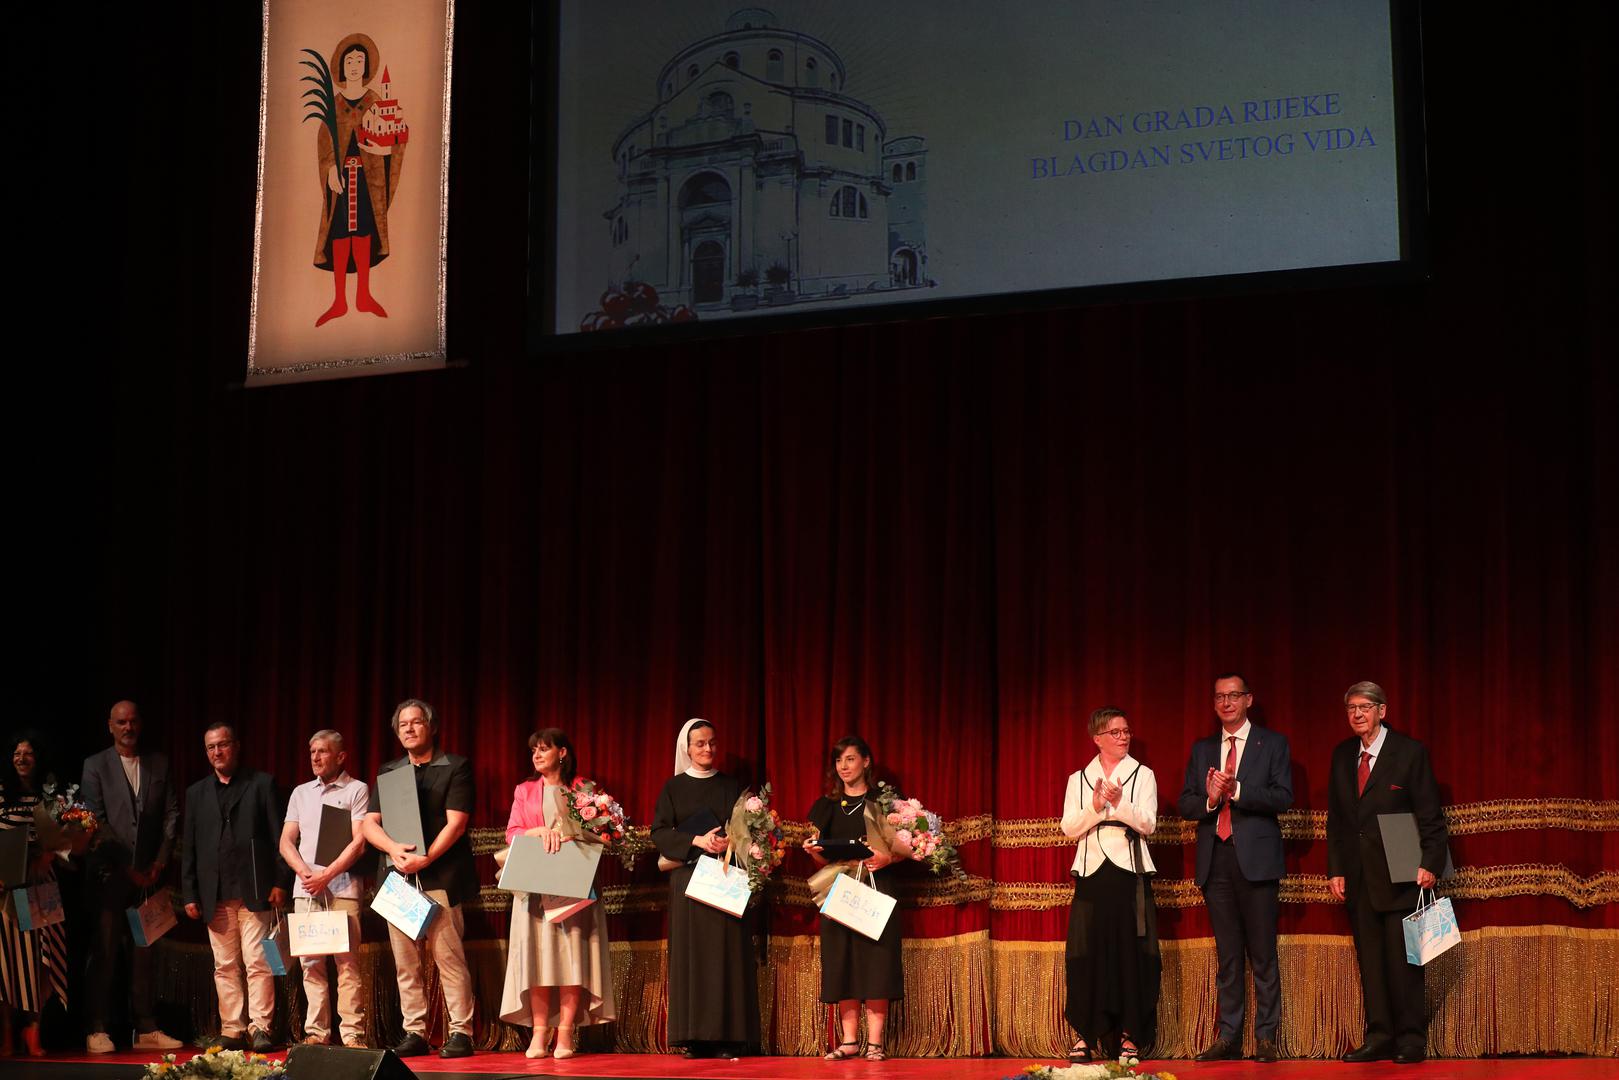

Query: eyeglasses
left=1099, top=728, right=1132, bottom=739
left=1213, top=692, right=1250, bottom=703
left=1346, top=703, right=1381, bottom=715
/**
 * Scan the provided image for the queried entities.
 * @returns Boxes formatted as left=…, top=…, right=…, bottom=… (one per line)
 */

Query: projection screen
left=532, top=0, right=1426, bottom=342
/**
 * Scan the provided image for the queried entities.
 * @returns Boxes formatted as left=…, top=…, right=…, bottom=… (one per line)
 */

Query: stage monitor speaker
left=284, top=1044, right=417, bottom=1079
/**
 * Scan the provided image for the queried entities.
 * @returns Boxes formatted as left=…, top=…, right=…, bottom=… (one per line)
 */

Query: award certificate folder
left=815, top=838, right=874, bottom=861
left=378, top=766, right=428, bottom=857
left=1377, top=812, right=1454, bottom=883
left=0, top=826, right=25, bottom=889
left=313, top=802, right=355, bottom=867
left=498, top=833, right=602, bottom=899
left=677, top=806, right=722, bottom=839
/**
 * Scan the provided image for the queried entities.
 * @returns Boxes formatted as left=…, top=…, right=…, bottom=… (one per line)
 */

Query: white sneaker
left=87, top=1032, right=116, bottom=1054
left=134, top=1030, right=184, bottom=1051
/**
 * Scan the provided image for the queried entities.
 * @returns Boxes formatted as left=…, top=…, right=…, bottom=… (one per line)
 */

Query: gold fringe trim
left=149, top=928, right=1617, bottom=1056
left=993, top=800, right=1619, bottom=849
left=991, top=928, right=1619, bottom=1059
left=990, top=865, right=1619, bottom=911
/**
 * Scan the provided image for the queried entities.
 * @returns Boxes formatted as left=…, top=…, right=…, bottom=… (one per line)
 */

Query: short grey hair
left=309, top=729, right=344, bottom=750
left=1343, top=681, right=1387, bottom=705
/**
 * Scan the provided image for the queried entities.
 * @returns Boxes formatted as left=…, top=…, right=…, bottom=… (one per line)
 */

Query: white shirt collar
left=1086, top=752, right=1137, bottom=781
left=1361, top=724, right=1389, bottom=759
left=684, top=767, right=717, bottom=779
left=1221, top=718, right=1252, bottom=744
left=309, top=771, right=353, bottom=792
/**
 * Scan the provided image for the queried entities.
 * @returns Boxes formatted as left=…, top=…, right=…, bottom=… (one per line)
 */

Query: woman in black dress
left=650, top=718, right=760, bottom=1059
left=803, top=736, right=905, bottom=1062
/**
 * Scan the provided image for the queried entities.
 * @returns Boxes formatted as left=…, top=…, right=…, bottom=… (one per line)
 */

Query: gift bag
left=818, top=865, right=896, bottom=941
left=289, top=905, right=351, bottom=957
left=127, top=888, right=177, bottom=947
left=12, top=881, right=66, bottom=931
left=541, top=888, right=597, bottom=924
left=1403, top=887, right=1460, bottom=966
left=261, top=912, right=291, bottom=976
left=371, top=872, right=441, bottom=941
left=684, top=854, right=750, bottom=918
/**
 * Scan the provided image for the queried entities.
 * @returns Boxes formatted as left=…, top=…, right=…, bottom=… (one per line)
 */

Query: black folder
left=314, top=803, right=355, bottom=868
left=814, top=838, right=874, bottom=861
left=677, top=806, right=723, bottom=839
left=0, top=825, right=26, bottom=888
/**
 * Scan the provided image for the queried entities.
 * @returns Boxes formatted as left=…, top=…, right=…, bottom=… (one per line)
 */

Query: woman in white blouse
left=1060, top=707, right=1161, bottom=1065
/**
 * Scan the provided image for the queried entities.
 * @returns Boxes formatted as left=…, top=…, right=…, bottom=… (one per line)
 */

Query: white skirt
left=498, top=893, right=617, bottom=1028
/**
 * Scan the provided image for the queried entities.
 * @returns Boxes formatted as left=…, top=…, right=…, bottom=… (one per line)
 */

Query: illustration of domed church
left=603, top=8, right=930, bottom=313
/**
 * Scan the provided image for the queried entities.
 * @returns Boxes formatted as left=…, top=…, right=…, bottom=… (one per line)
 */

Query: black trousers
left=1348, top=889, right=1426, bottom=1051
left=88, top=902, right=159, bottom=1035
left=1202, top=839, right=1281, bottom=1041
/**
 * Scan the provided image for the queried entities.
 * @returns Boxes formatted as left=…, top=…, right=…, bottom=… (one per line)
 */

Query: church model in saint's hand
left=361, top=68, right=410, bottom=149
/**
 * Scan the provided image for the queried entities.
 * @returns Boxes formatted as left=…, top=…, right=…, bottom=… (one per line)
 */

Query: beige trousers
left=387, top=890, right=473, bottom=1037
left=206, top=900, right=275, bottom=1037
left=295, top=896, right=365, bottom=1044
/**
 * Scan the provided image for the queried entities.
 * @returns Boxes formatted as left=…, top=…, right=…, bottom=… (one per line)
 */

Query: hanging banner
left=247, top=0, right=453, bottom=384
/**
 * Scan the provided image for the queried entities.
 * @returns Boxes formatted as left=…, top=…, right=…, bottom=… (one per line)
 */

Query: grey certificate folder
left=1377, top=812, right=1454, bottom=883
left=314, top=803, right=354, bottom=868
left=498, top=834, right=603, bottom=899
left=378, top=767, right=428, bottom=857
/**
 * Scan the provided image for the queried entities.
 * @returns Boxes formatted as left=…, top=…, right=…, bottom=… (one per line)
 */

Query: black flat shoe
left=439, top=1032, right=474, bottom=1058
left=1342, top=1042, right=1394, bottom=1062
left=1393, top=1047, right=1426, bottom=1064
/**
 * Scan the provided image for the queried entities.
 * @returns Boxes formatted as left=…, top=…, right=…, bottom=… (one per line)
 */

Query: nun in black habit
left=650, top=718, right=761, bottom=1058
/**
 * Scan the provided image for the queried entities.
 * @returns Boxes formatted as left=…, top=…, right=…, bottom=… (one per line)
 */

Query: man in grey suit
left=80, top=700, right=184, bottom=1054
left=1178, top=674, right=1294, bottom=1063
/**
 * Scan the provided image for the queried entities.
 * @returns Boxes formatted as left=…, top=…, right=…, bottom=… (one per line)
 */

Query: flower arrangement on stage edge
left=566, top=777, right=636, bottom=869
left=728, top=782, right=787, bottom=903
left=875, top=781, right=965, bottom=879
left=1009, top=1062, right=1177, bottom=1080
left=142, top=1047, right=285, bottom=1078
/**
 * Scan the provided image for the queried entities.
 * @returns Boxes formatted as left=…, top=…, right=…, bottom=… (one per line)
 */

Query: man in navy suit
left=1178, top=673, right=1293, bottom=1062
left=1328, top=681, right=1448, bottom=1065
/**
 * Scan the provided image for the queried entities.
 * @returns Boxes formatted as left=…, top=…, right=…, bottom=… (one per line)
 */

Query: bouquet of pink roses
left=876, top=781, right=964, bottom=878
left=727, top=783, right=787, bottom=904
left=566, top=778, right=636, bottom=869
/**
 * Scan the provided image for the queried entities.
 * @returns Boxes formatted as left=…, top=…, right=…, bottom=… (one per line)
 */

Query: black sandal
left=1068, top=1037, right=1092, bottom=1063
left=824, top=1041, right=860, bottom=1061
left=864, top=1042, right=886, bottom=1062
left=1119, top=1035, right=1140, bottom=1066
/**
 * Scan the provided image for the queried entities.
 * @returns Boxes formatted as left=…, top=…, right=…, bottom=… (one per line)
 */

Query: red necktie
left=1357, top=750, right=1371, bottom=796
left=1216, top=735, right=1236, bottom=840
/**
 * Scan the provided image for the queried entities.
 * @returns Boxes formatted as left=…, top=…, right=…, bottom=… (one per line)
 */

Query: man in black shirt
left=361, top=698, right=477, bottom=1059
left=180, top=722, right=289, bottom=1052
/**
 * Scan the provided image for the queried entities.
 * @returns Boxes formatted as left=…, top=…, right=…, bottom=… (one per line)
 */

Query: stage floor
left=0, top=1051, right=1611, bottom=1080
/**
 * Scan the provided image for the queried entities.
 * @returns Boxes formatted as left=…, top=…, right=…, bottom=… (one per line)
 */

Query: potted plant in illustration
left=731, top=267, right=760, bottom=310
left=764, top=262, right=792, bottom=303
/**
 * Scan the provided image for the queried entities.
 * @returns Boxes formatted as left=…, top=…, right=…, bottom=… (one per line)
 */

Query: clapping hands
left=1205, top=766, right=1235, bottom=804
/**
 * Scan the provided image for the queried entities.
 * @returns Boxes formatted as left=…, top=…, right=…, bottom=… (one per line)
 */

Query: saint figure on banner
left=301, top=33, right=409, bottom=327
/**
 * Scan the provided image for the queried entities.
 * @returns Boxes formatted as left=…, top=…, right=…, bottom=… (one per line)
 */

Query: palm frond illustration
left=299, top=48, right=340, bottom=155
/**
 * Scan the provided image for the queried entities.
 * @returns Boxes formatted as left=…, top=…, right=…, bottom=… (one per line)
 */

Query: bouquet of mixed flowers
left=143, top=1047, right=285, bottom=1078
left=566, top=778, right=636, bottom=869
left=727, top=783, right=787, bottom=904
left=1009, top=1063, right=1177, bottom=1080
left=41, top=781, right=98, bottom=836
left=876, top=781, right=965, bottom=879
left=39, top=780, right=98, bottom=855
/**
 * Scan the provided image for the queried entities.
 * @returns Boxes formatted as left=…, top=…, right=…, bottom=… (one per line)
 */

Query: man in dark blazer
left=80, top=700, right=184, bottom=1054
left=180, top=722, right=290, bottom=1052
left=1328, top=681, right=1448, bottom=1065
left=1178, top=673, right=1293, bottom=1062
